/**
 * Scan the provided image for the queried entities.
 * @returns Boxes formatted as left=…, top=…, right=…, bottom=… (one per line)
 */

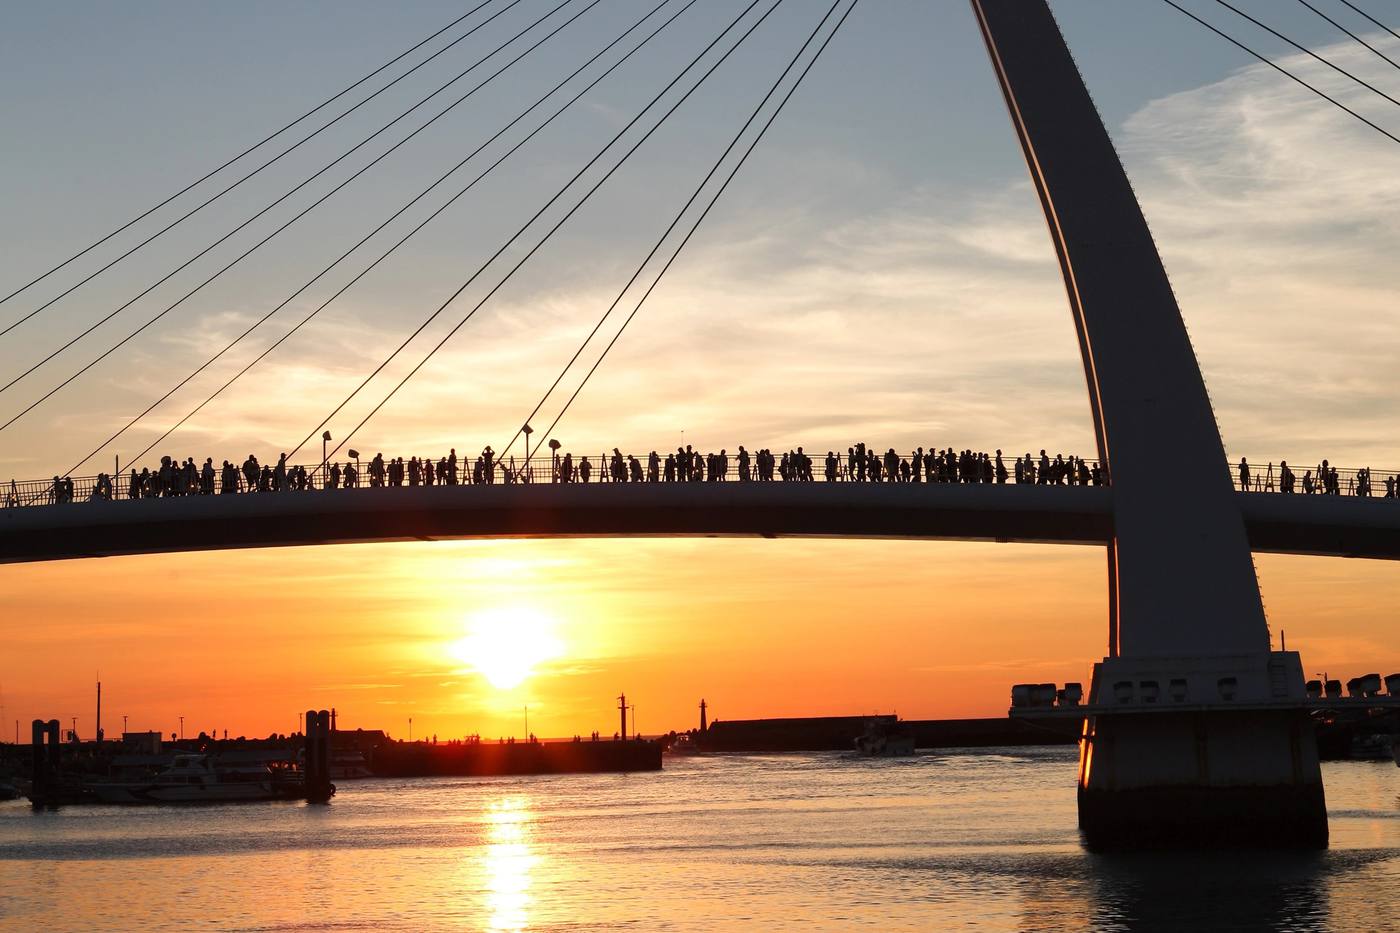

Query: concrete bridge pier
left=1076, top=653, right=1326, bottom=849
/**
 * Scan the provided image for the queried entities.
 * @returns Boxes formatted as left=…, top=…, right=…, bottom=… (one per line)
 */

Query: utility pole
left=179, top=715, right=184, bottom=741
left=123, top=714, right=128, bottom=735
left=617, top=692, right=627, bottom=741
left=409, top=717, right=413, bottom=742
left=524, top=705, right=529, bottom=741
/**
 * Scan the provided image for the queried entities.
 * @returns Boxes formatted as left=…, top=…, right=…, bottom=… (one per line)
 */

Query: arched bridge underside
left=1, top=485, right=1397, bottom=564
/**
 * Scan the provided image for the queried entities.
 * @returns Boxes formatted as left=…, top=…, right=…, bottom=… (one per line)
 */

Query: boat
left=854, top=719, right=916, bottom=757
left=1349, top=733, right=1397, bottom=761
left=87, top=754, right=317, bottom=804
left=665, top=733, right=702, bottom=756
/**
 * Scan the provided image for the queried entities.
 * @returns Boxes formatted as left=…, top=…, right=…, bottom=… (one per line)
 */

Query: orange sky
left=2, top=9, right=1399, bottom=744
left=2, top=539, right=1396, bottom=741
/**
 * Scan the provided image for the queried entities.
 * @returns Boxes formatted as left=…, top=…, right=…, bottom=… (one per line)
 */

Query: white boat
left=854, top=720, right=916, bottom=757
left=88, top=754, right=309, bottom=804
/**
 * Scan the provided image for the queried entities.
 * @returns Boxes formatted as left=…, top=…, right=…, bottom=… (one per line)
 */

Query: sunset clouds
left=1, top=4, right=1397, bottom=736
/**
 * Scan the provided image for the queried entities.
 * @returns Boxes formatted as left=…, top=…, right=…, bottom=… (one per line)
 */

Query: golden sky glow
left=1, top=540, right=1396, bottom=741
left=1, top=8, right=1398, bottom=743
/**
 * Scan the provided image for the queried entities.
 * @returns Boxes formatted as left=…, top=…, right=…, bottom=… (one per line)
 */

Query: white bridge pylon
left=974, top=0, right=1337, bottom=849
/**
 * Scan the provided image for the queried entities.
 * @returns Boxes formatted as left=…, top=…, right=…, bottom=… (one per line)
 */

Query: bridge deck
left=0, top=484, right=1395, bottom=564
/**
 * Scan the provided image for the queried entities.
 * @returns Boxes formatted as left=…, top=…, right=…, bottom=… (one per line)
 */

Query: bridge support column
left=1076, top=652, right=1325, bottom=849
left=972, top=0, right=1328, bottom=848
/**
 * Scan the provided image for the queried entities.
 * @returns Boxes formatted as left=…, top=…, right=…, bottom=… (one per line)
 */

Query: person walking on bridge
left=1238, top=457, right=1251, bottom=491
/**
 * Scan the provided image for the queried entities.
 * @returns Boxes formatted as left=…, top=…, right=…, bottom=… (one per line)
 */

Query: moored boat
left=665, top=733, right=702, bottom=756
left=87, top=754, right=316, bottom=804
left=854, top=719, right=916, bottom=757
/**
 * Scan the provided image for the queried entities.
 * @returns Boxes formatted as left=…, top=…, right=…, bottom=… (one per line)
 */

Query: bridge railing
left=2, top=453, right=1396, bottom=509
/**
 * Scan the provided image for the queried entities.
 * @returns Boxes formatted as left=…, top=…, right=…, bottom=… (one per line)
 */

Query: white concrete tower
left=971, top=0, right=1325, bottom=847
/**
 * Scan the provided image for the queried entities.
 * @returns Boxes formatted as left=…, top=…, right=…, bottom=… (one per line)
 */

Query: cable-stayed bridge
left=2, top=458, right=1399, bottom=564
left=3, top=0, right=1400, bottom=849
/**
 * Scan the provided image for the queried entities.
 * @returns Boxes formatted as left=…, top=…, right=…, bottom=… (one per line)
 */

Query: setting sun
left=451, top=607, right=565, bottom=691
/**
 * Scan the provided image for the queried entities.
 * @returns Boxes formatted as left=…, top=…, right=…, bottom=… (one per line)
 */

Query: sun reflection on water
left=482, top=797, right=537, bottom=931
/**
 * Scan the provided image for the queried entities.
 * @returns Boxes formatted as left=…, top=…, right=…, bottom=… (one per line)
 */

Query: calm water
left=2, top=748, right=1398, bottom=931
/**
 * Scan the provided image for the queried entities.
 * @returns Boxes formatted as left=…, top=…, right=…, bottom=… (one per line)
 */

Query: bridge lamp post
left=548, top=439, right=561, bottom=483
left=522, top=424, right=534, bottom=483
left=321, top=431, right=331, bottom=487
left=348, top=450, right=361, bottom=487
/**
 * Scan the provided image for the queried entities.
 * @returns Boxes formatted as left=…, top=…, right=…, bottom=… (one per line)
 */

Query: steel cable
left=1212, top=0, right=1400, bottom=109
left=1160, top=0, right=1400, bottom=147
left=500, top=0, right=849, bottom=461
left=531, top=0, right=861, bottom=453
left=88, top=0, right=691, bottom=476
left=1336, top=0, right=1400, bottom=45
left=0, top=0, right=498, bottom=313
left=1294, top=0, right=1400, bottom=72
left=0, top=0, right=585, bottom=432
left=299, top=0, right=784, bottom=462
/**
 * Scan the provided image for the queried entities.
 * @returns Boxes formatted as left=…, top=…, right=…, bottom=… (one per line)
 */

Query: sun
left=450, top=607, right=564, bottom=690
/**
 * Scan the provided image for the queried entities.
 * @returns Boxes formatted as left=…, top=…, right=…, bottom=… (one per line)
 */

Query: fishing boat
left=854, top=719, right=916, bottom=757
left=87, top=754, right=313, bottom=804
left=665, top=733, right=702, bottom=756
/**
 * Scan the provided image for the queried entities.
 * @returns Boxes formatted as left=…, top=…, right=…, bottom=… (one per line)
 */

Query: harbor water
left=2, top=747, right=1398, bottom=931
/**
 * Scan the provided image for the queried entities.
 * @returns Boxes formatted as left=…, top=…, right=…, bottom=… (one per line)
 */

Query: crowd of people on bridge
left=7, top=446, right=1398, bottom=507
left=1237, top=458, right=1399, bottom=498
